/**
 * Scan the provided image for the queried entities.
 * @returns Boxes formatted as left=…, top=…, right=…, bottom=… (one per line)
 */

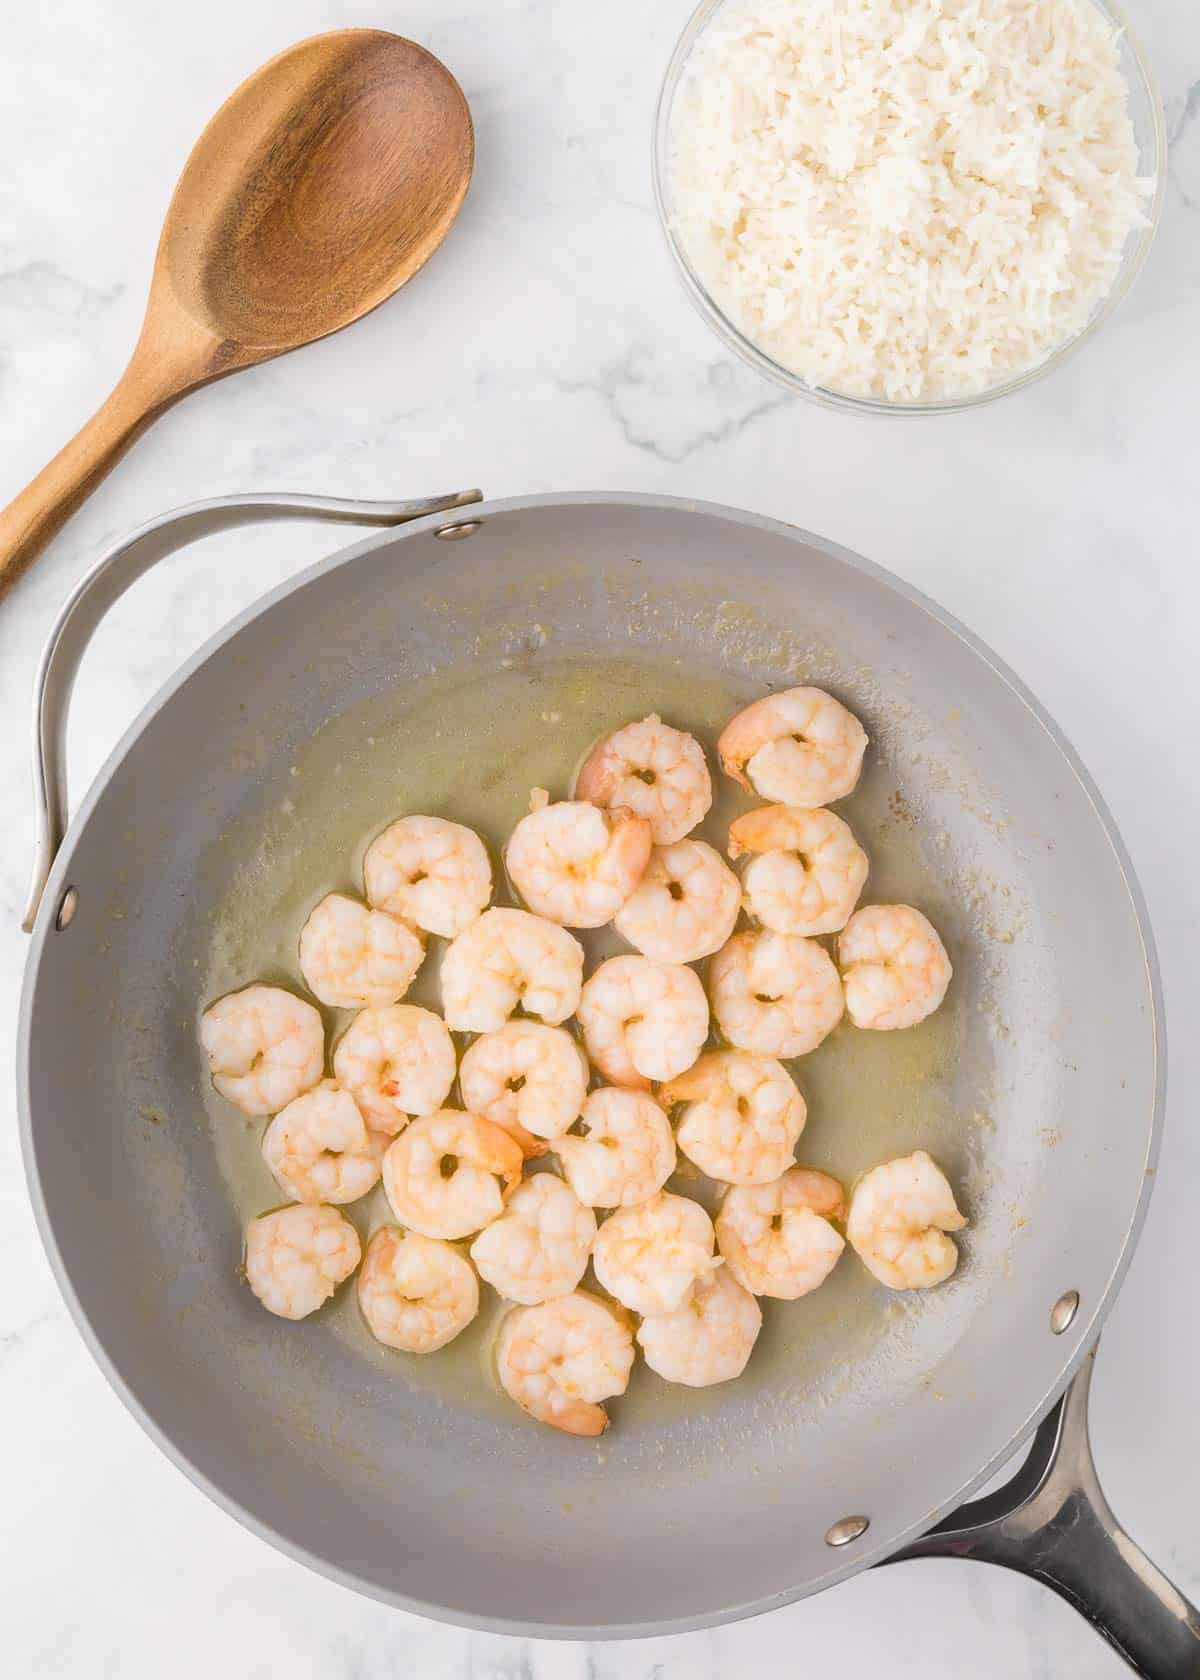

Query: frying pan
left=16, top=490, right=1199, bottom=1673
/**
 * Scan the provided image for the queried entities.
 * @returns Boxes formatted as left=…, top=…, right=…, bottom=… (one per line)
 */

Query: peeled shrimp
left=332, top=1004, right=456, bottom=1135
left=637, top=1265, right=762, bottom=1388
left=505, top=798, right=651, bottom=928
left=729, top=806, right=868, bottom=937
left=592, top=1191, right=720, bottom=1317
left=709, top=930, right=843, bottom=1058
left=363, top=815, right=491, bottom=938
left=574, top=714, right=712, bottom=845
left=496, top=1291, right=634, bottom=1437
left=613, top=839, right=740, bottom=964
left=577, top=954, right=709, bottom=1087
left=718, top=687, right=867, bottom=808
left=459, top=1021, right=589, bottom=1154
left=838, top=904, right=952, bottom=1030
left=244, top=1203, right=361, bottom=1320
left=846, top=1151, right=965, bottom=1289
left=298, top=892, right=425, bottom=1009
left=554, top=1087, right=676, bottom=1208
left=441, top=908, right=584, bottom=1032
left=358, top=1226, right=479, bottom=1353
left=382, top=1109, right=523, bottom=1239
left=662, top=1051, right=806, bottom=1186
left=471, top=1174, right=597, bottom=1304
left=716, top=1168, right=846, bottom=1299
left=261, top=1081, right=384, bottom=1204
left=201, top=984, right=324, bottom=1117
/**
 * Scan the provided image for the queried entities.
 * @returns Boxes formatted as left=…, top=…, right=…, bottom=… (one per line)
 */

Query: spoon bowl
left=0, top=28, right=473, bottom=595
left=164, top=31, right=473, bottom=352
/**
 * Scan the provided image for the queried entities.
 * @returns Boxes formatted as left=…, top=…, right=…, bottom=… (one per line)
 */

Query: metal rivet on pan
left=55, top=886, right=79, bottom=931
left=825, top=1515, right=870, bottom=1548
left=434, top=519, right=483, bottom=541
left=1050, top=1289, right=1080, bottom=1334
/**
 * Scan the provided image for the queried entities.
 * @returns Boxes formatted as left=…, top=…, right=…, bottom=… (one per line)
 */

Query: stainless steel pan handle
left=886, top=1347, right=1200, bottom=1678
left=22, top=488, right=482, bottom=932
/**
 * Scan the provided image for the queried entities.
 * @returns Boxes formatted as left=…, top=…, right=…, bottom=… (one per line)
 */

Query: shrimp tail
left=659, top=1055, right=717, bottom=1106
left=497, top=1152, right=524, bottom=1200
left=717, top=707, right=768, bottom=788
left=791, top=1169, right=849, bottom=1224
left=573, top=741, right=621, bottom=805
left=607, top=807, right=654, bottom=880
left=555, top=1400, right=610, bottom=1438
left=727, top=804, right=799, bottom=858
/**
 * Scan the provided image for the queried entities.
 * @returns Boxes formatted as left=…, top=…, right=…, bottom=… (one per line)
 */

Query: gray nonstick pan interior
left=18, top=494, right=1159, bottom=1635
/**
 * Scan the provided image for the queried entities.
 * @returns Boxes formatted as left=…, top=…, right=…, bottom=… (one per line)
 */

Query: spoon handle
left=0, top=362, right=175, bottom=599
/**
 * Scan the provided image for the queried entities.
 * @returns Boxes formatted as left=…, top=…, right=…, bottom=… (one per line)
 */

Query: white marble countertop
left=1, top=1, right=1198, bottom=1673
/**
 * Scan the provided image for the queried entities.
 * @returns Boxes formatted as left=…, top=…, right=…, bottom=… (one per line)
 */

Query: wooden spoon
left=0, top=28, right=473, bottom=598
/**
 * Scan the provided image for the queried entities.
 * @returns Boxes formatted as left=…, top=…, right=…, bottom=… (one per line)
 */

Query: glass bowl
left=652, top=0, right=1167, bottom=416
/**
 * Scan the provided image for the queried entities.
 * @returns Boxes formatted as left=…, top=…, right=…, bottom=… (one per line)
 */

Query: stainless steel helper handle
left=886, top=1347, right=1200, bottom=1678
left=23, top=487, right=482, bottom=931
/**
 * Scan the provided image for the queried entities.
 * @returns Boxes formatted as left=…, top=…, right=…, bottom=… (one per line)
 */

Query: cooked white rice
left=666, top=0, right=1151, bottom=402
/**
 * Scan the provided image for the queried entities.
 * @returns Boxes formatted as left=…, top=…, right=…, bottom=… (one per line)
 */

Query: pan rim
left=16, top=489, right=1165, bottom=1638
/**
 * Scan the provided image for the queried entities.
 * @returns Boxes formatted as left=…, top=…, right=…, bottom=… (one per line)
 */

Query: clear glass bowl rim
left=652, top=0, right=1168, bottom=416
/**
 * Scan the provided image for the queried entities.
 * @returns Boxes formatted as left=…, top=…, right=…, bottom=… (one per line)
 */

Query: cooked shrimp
left=363, top=815, right=491, bottom=938
left=729, top=806, right=868, bottom=937
left=574, top=714, right=712, bottom=845
left=471, top=1174, right=597, bottom=1304
left=496, top=1291, right=634, bottom=1437
left=382, top=1109, right=523, bottom=1239
left=709, top=929, right=843, bottom=1058
left=554, top=1087, right=676, bottom=1208
left=332, top=1005, right=456, bottom=1135
left=718, top=687, right=868, bottom=808
left=441, top=908, right=584, bottom=1032
left=244, top=1203, right=361, bottom=1320
left=662, top=1051, right=806, bottom=1185
left=200, top=984, right=324, bottom=1117
left=577, top=954, right=709, bottom=1087
left=716, top=1168, right=846, bottom=1299
left=592, top=1191, right=720, bottom=1317
left=261, top=1081, right=384, bottom=1204
left=613, top=839, right=741, bottom=964
left=358, top=1226, right=479, bottom=1352
left=838, top=904, right=953, bottom=1030
left=505, top=799, right=651, bottom=928
left=637, top=1265, right=761, bottom=1388
left=459, top=1022, right=589, bottom=1156
left=846, top=1151, right=966, bottom=1289
left=298, top=892, right=425, bottom=1009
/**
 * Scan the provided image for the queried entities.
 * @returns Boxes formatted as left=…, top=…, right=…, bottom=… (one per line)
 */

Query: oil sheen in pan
left=200, top=652, right=981, bottom=1428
